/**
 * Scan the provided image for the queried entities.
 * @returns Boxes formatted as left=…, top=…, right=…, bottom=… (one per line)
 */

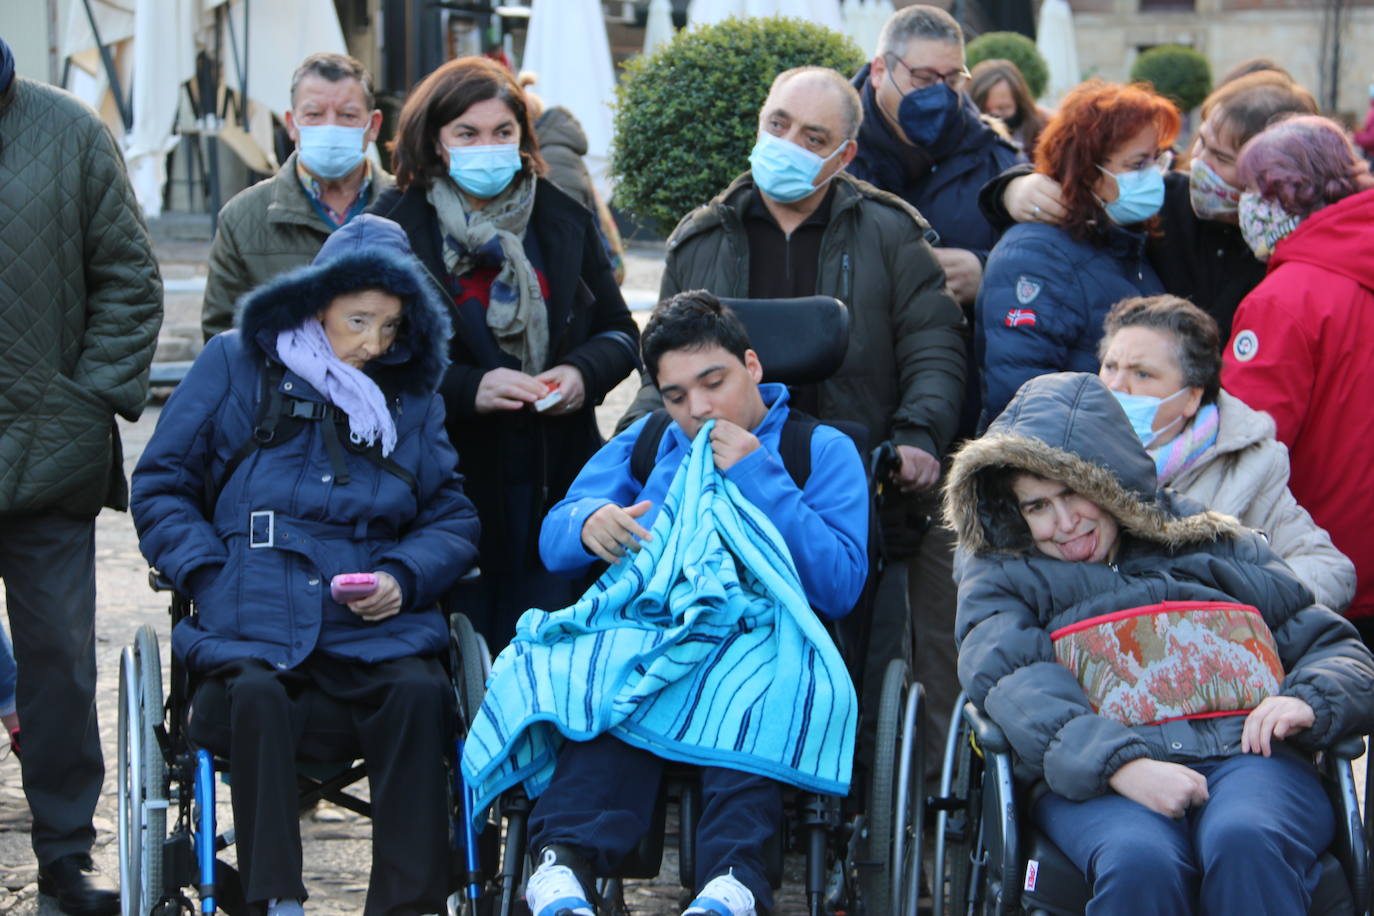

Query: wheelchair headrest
left=719, top=297, right=850, bottom=386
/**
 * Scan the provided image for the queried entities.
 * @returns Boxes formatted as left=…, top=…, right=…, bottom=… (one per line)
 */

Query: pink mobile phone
left=331, top=573, right=378, bottom=603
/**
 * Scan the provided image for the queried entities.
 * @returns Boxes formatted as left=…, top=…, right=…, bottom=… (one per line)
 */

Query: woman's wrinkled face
left=318, top=289, right=403, bottom=369
left=1013, top=473, right=1120, bottom=564
left=1098, top=326, right=1203, bottom=445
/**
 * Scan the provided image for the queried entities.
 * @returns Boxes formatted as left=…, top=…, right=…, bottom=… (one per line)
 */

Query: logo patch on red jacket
left=1005, top=308, right=1037, bottom=328
left=1232, top=329, right=1259, bottom=362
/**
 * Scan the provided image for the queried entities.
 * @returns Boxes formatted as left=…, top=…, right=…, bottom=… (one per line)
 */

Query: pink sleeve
left=1221, top=292, right=1315, bottom=448
left=1355, top=101, right=1374, bottom=149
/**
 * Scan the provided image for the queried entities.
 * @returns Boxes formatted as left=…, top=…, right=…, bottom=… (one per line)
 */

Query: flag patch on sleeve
left=1005, top=308, right=1037, bottom=327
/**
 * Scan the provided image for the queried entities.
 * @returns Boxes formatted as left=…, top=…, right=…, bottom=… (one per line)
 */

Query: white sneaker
left=267, top=899, right=304, bottom=916
left=525, top=848, right=594, bottom=916
left=683, top=870, right=756, bottom=916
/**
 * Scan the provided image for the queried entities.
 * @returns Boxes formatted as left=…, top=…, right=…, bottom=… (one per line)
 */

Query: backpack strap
left=203, top=358, right=286, bottom=513
left=629, top=407, right=820, bottom=489
left=630, top=409, right=676, bottom=486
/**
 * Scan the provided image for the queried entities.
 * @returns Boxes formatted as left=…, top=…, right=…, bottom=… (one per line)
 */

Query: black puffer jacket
left=944, top=372, right=1374, bottom=801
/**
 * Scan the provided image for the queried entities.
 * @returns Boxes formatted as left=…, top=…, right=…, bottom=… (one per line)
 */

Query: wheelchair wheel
left=859, top=658, right=923, bottom=916
left=933, top=698, right=981, bottom=916
left=449, top=613, right=489, bottom=729
left=118, top=625, right=168, bottom=916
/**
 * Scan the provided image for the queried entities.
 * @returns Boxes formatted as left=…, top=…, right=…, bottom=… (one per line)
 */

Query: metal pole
left=46, top=0, right=60, bottom=85
left=80, top=0, right=134, bottom=130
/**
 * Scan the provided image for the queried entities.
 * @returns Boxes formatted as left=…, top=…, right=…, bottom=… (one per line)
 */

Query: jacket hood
left=237, top=214, right=451, bottom=395
left=944, top=372, right=1242, bottom=555
left=1270, top=187, right=1374, bottom=292
left=535, top=106, right=589, bottom=156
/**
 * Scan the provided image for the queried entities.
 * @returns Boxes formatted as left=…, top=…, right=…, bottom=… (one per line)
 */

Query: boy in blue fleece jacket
left=526, top=290, right=868, bottom=916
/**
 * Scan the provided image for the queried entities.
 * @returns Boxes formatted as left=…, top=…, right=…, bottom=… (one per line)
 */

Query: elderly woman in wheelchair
left=131, top=215, right=480, bottom=915
left=942, top=372, right=1374, bottom=914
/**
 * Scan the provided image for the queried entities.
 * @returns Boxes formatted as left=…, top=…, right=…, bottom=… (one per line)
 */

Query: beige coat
left=1168, top=391, right=1356, bottom=611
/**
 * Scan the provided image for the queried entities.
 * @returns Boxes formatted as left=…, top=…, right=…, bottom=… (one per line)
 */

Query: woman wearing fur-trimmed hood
left=944, top=371, right=1374, bottom=914
left=131, top=215, right=480, bottom=914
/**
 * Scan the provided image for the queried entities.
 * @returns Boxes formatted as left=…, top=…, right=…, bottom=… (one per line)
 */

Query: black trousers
left=188, top=654, right=454, bottom=915
left=0, top=513, right=103, bottom=864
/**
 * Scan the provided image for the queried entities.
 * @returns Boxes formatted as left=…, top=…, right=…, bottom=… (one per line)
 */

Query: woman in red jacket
left=1222, top=115, right=1374, bottom=641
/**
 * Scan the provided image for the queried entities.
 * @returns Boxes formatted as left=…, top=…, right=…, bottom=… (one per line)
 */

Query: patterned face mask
left=1188, top=154, right=1242, bottom=221
left=1238, top=191, right=1302, bottom=262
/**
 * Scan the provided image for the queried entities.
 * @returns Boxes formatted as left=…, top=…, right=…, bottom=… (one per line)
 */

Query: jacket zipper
left=841, top=253, right=851, bottom=301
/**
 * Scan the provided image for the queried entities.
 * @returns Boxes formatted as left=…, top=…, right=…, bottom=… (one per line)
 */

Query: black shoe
left=37, top=853, right=119, bottom=916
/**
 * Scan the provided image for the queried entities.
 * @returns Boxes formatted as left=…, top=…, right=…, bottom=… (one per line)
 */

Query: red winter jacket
left=1222, top=188, right=1374, bottom=620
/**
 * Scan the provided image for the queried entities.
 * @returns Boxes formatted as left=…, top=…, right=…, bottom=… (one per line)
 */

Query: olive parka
left=944, top=373, right=1374, bottom=801
left=0, top=76, right=162, bottom=517
left=616, top=171, right=966, bottom=460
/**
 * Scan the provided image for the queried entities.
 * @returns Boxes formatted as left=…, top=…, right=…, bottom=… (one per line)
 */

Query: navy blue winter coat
left=975, top=222, right=1163, bottom=425
left=847, top=66, right=1023, bottom=259
left=132, top=216, right=480, bottom=672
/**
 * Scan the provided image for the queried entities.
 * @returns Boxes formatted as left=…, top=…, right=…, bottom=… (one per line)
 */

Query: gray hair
left=769, top=66, right=863, bottom=141
left=290, top=53, right=376, bottom=111
left=876, top=5, right=964, bottom=59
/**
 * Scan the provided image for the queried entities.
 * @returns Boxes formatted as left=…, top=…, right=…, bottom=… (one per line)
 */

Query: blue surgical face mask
left=1111, top=387, right=1190, bottom=447
left=1098, top=165, right=1166, bottom=225
left=748, top=132, right=848, bottom=204
left=296, top=124, right=368, bottom=180
left=446, top=144, right=522, bottom=199
left=894, top=81, right=958, bottom=148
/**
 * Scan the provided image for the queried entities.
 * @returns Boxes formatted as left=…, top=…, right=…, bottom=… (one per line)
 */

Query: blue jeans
left=0, top=625, right=16, bottom=718
left=1035, top=751, right=1333, bottom=915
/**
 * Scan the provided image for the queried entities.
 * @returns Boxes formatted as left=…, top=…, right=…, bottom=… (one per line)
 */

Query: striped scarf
left=1150, top=403, right=1219, bottom=485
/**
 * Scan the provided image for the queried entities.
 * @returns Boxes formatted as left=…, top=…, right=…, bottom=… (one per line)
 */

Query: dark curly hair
left=641, top=290, right=753, bottom=386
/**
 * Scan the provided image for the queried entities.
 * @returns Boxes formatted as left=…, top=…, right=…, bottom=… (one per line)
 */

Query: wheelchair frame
left=931, top=691, right=1372, bottom=916
left=117, top=573, right=486, bottom=916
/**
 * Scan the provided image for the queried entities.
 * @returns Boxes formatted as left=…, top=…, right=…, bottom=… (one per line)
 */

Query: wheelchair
left=446, top=296, right=929, bottom=916
left=930, top=691, right=1371, bottom=916
left=116, top=572, right=492, bottom=916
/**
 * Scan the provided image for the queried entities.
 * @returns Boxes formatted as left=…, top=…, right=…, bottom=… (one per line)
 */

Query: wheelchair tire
left=118, top=625, right=167, bottom=916
left=859, top=658, right=921, bottom=916
left=944, top=711, right=982, bottom=916
left=449, top=613, right=489, bottom=730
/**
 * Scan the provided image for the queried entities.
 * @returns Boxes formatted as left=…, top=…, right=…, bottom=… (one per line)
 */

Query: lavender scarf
left=275, top=320, right=397, bottom=456
left=1150, top=403, right=1220, bottom=485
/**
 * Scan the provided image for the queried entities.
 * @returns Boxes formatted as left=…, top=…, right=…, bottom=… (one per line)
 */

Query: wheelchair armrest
left=148, top=569, right=177, bottom=593
left=962, top=701, right=1012, bottom=755
left=1326, top=735, right=1367, bottom=761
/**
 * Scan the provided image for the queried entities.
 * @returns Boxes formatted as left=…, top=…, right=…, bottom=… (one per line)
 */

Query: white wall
left=0, top=1, right=60, bottom=84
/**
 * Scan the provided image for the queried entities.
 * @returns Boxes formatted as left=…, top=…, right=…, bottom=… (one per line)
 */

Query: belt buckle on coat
left=249, top=510, right=275, bottom=548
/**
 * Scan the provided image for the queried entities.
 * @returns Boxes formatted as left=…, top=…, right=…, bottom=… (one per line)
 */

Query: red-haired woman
left=975, top=80, right=1180, bottom=424
left=370, top=57, right=639, bottom=652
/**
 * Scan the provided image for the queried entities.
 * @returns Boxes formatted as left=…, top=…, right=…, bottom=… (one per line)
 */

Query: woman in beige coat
left=1097, top=294, right=1355, bottom=611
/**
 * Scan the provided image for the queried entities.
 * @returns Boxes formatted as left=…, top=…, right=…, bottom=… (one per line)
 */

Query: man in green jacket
left=0, top=37, right=162, bottom=915
left=617, top=66, right=966, bottom=749
left=200, top=53, right=392, bottom=339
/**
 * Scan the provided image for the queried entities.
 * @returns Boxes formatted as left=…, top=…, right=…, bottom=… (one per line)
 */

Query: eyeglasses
left=1104, top=149, right=1175, bottom=175
left=885, top=54, right=971, bottom=92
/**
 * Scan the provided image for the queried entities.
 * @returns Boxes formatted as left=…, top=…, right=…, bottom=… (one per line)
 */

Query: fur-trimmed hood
left=944, top=372, right=1242, bottom=556
left=236, top=214, right=451, bottom=396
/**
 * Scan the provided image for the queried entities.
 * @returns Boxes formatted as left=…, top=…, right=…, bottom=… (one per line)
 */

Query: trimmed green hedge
left=966, top=31, right=1048, bottom=99
left=1130, top=45, right=1212, bottom=113
left=611, top=16, right=866, bottom=233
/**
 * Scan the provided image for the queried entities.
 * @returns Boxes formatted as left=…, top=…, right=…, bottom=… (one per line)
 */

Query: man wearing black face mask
left=849, top=5, right=1022, bottom=309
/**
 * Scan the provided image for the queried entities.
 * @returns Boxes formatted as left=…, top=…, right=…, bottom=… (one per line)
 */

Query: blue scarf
left=0, top=37, right=15, bottom=95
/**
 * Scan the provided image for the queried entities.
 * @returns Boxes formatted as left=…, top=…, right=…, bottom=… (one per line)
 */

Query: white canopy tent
left=60, top=0, right=351, bottom=217
left=522, top=0, right=618, bottom=197
left=643, top=0, right=676, bottom=55
left=843, top=0, right=892, bottom=58
left=690, top=0, right=843, bottom=28
left=1036, top=0, right=1080, bottom=106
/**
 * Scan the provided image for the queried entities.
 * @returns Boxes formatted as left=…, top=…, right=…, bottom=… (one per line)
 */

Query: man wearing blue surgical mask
left=616, top=67, right=965, bottom=763
left=202, top=53, right=394, bottom=340
left=849, top=5, right=1022, bottom=311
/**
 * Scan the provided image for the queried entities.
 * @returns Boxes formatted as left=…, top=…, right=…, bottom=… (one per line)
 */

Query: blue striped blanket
left=460, top=421, right=857, bottom=824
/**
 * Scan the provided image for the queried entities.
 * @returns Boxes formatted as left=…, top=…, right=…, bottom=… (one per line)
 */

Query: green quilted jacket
left=0, top=77, right=163, bottom=516
left=199, top=151, right=393, bottom=340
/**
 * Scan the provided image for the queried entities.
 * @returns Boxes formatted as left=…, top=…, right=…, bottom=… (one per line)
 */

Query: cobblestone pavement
left=0, top=243, right=813, bottom=914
